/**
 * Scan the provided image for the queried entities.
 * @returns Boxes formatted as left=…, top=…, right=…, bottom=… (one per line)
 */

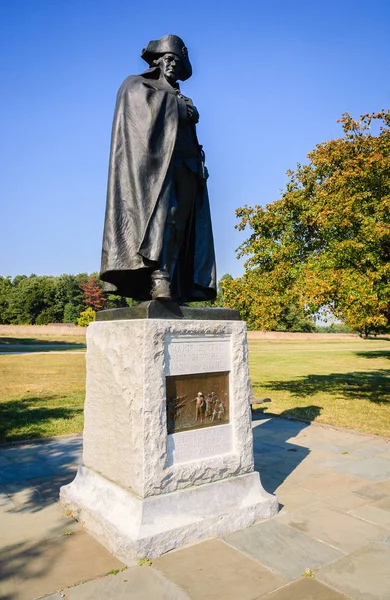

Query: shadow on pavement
left=252, top=407, right=322, bottom=496
left=0, top=532, right=68, bottom=600
left=0, top=438, right=82, bottom=513
left=0, top=438, right=84, bottom=598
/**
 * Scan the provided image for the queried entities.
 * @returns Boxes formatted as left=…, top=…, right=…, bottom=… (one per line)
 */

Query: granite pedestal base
left=60, top=315, right=278, bottom=563
left=61, top=467, right=276, bottom=564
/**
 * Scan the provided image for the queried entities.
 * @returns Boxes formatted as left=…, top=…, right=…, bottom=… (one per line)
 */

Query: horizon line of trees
left=0, top=272, right=352, bottom=333
left=0, top=273, right=132, bottom=326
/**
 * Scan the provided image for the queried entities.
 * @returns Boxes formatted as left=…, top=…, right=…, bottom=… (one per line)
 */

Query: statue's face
left=159, top=53, right=183, bottom=83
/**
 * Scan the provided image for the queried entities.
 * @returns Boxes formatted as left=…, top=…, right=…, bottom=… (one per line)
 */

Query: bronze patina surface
left=100, top=34, right=216, bottom=303
left=166, top=372, right=229, bottom=434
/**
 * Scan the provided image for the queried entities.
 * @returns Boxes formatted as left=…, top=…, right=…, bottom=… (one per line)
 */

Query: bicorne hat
left=141, top=34, right=192, bottom=81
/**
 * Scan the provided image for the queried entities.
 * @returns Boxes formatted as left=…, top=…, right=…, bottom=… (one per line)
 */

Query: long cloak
left=100, top=72, right=216, bottom=301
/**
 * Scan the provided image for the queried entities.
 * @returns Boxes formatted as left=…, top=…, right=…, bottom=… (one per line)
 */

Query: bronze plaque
left=166, top=372, right=229, bottom=434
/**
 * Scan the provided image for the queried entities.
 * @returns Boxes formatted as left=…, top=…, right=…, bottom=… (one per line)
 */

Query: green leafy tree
left=55, top=274, right=86, bottom=323
left=278, top=304, right=316, bottom=333
left=223, top=111, right=390, bottom=335
left=104, top=294, right=128, bottom=309
left=214, top=274, right=233, bottom=307
left=63, top=302, right=81, bottom=324
left=0, top=276, right=13, bottom=324
left=7, top=275, right=59, bottom=324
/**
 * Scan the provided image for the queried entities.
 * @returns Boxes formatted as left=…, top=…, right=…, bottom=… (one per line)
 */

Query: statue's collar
left=141, top=68, right=181, bottom=93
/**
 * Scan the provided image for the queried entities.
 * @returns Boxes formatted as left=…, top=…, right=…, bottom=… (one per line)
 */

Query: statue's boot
left=151, top=269, right=172, bottom=300
left=151, top=207, right=179, bottom=301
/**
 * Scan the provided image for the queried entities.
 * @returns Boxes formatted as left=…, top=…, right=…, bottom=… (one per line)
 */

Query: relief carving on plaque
left=166, top=372, right=229, bottom=434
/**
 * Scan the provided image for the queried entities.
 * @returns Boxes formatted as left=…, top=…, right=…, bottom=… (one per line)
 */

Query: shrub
left=77, top=307, right=96, bottom=327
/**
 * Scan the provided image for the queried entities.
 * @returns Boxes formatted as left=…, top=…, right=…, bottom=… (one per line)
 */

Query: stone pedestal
left=60, top=313, right=278, bottom=564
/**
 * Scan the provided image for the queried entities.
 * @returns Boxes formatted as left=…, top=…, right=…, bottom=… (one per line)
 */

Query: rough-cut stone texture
left=81, top=319, right=256, bottom=498
left=61, top=468, right=277, bottom=563
left=61, top=318, right=278, bottom=561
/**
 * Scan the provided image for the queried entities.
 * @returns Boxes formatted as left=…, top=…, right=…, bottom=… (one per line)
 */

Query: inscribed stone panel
left=167, top=424, right=233, bottom=465
left=165, top=334, right=230, bottom=376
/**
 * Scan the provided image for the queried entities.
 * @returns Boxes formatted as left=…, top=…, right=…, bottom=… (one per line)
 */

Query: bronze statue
left=100, top=35, right=216, bottom=303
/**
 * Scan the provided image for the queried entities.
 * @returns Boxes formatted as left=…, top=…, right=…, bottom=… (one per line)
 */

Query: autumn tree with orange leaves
left=80, top=274, right=105, bottom=311
left=223, top=111, right=390, bottom=336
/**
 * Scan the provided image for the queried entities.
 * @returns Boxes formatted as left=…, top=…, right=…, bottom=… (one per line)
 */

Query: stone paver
left=350, top=504, right=390, bottom=529
left=267, top=463, right=332, bottom=487
left=0, top=502, right=79, bottom=547
left=298, top=472, right=367, bottom=497
left=0, top=455, right=12, bottom=467
left=1, top=418, right=389, bottom=599
left=153, top=538, right=287, bottom=600
left=325, top=491, right=372, bottom=511
left=346, top=442, right=390, bottom=458
left=223, top=519, right=343, bottom=579
left=312, top=452, right=362, bottom=469
left=317, top=542, right=390, bottom=600
left=354, top=479, right=390, bottom=501
left=373, top=496, right=390, bottom=512
left=277, top=502, right=387, bottom=553
left=380, top=533, right=390, bottom=546
left=332, top=457, right=390, bottom=482
left=65, top=566, right=190, bottom=599
left=272, top=484, right=321, bottom=512
left=0, top=460, right=55, bottom=484
left=0, top=530, right=124, bottom=600
left=257, top=577, right=351, bottom=600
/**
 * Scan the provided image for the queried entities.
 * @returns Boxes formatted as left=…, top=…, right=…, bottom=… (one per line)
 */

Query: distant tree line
left=0, top=271, right=351, bottom=332
left=0, top=273, right=133, bottom=325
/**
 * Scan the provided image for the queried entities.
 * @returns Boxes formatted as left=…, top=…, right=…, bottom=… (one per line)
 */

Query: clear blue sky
left=1, top=0, right=389, bottom=281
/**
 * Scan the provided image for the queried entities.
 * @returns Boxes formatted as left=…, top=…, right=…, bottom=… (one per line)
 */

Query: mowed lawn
left=0, top=353, right=85, bottom=442
left=250, top=338, right=390, bottom=438
left=0, top=333, right=389, bottom=442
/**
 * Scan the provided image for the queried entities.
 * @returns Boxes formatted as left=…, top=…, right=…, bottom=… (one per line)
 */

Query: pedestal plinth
left=60, top=310, right=278, bottom=563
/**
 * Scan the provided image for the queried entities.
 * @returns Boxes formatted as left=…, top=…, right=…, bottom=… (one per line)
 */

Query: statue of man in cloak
left=100, top=35, right=217, bottom=303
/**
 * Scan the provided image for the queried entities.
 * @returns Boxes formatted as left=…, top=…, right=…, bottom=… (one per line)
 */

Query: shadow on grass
left=0, top=337, right=85, bottom=346
left=0, top=337, right=86, bottom=353
left=252, top=406, right=322, bottom=495
left=261, top=369, right=390, bottom=405
left=0, top=397, right=83, bottom=443
left=355, top=350, right=390, bottom=360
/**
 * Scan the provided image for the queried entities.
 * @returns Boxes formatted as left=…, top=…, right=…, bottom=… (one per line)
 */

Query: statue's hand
left=187, top=104, right=199, bottom=124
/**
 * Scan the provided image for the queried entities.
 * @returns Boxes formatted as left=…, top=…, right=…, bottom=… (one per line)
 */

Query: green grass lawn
left=249, top=338, right=390, bottom=437
left=0, top=353, right=85, bottom=442
left=0, top=335, right=389, bottom=443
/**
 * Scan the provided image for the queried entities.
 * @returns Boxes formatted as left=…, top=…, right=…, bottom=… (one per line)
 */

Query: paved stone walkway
left=1, top=417, right=390, bottom=600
